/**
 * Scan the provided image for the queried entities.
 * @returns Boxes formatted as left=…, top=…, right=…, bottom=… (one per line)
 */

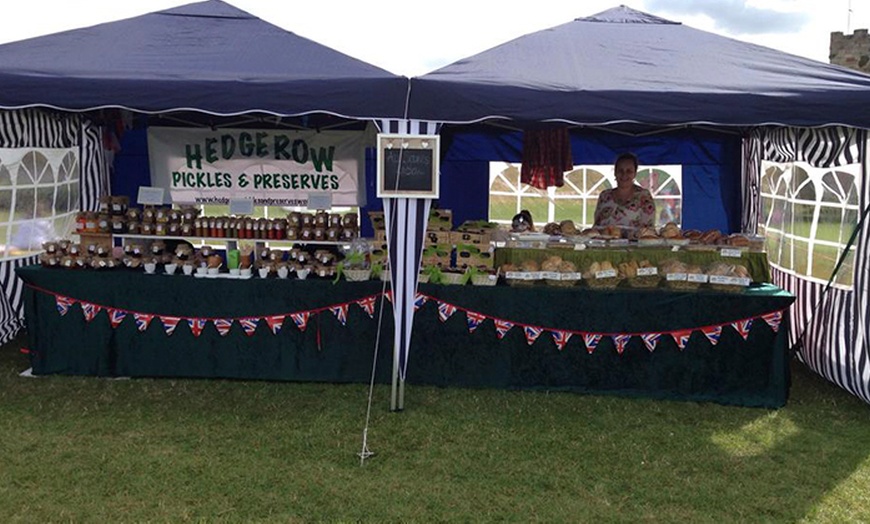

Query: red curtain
left=520, top=127, right=573, bottom=189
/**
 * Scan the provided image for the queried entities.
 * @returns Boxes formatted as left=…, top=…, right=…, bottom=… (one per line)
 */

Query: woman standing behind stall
left=593, top=152, right=655, bottom=228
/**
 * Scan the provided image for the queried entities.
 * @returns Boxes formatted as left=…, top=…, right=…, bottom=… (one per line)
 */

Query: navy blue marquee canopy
left=0, top=0, right=408, bottom=120
left=408, top=6, right=870, bottom=129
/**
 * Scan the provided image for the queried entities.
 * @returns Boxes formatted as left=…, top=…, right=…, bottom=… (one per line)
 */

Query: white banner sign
left=147, top=127, right=366, bottom=207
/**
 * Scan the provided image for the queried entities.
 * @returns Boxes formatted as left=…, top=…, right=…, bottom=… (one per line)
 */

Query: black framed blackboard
left=377, top=134, right=440, bottom=198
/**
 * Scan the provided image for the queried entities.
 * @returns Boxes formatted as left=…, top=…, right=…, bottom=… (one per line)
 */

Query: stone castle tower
left=830, top=29, right=870, bottom=73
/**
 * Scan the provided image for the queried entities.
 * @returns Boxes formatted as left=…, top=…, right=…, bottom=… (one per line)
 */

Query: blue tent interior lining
left=115, top=121, right=744, bottom=237
left=361, top=125, right=743, bottom=235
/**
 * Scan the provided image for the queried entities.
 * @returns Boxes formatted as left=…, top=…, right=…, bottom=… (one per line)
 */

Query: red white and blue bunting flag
left=290, top=312, right=310, bottom=332
left=239, top=317, right=259, bottom=336
left=265, top=315, right=285, bottom=335
left=134, top=313, right=154, bottom=332
left=762, top=310, right=783, bottom=332
left=552, top=330, right=572, bottom=351
left=641, top=333, right=661, bottom=352
left=81, top=302, right=101, bottom=322
left=583, top=333, right=602, bottom=354
left=329, top=304, right=348, bottom=326
left=671, top=329, right=693, bottom=350
left=188, top=318, right=207, bottom=337
left=384, top=291, right=393, bottom=303
left=38, top=286, right=788, bottom=354
left=524, top=325, right=543, bottom=345
left=414, top=293, right=428, bottom=311
left=56, top=296, right=74, bottom=316
left=732, top=319, right=753, bottom=340
left=357, top=296, right=377, bottom=318
left=108, top=309, right=127, bottom=329
left=494, top=319, right=514, bottom=339
left=466, top=311, right=486, bottom=333
left=613, top=334, right=632, bottom=355
left=160, top=316, right=181, bottom=336
left=438, top=302, right=457, bottom=323
left=702, top=325, right=723, bottom=345
left=213, top=319, right=233, bottom=336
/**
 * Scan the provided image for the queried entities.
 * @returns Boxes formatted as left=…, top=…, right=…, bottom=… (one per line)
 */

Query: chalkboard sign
left=377, top=134, right=439, bottom=198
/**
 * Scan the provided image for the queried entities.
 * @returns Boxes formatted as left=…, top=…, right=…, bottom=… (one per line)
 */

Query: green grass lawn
left=0, top=333, right=868, bottom=522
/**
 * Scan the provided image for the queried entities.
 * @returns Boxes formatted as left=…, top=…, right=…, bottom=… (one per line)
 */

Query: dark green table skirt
left=17, top=265, right=795, bottom=407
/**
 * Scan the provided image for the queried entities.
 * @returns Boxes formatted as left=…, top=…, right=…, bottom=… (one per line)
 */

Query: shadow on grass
left=0, top=329, right=868, bottom=522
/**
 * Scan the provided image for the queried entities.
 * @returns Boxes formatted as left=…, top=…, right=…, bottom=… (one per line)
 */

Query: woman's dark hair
left=614, top=152, right=638, bottom=170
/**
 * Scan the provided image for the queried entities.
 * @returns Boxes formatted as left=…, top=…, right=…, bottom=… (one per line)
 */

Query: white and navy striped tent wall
left=751, top=126, right=870, bottom=404
left=375, top=119, right=441, bottom=380
left=0, top=108, right=109, bottom=345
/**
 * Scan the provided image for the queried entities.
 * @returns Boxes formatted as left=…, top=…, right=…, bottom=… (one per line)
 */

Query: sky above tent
left=0, top=0, right=867, bottom=76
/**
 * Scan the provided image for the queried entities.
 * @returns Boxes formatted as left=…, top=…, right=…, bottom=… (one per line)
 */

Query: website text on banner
left=147, top=127, right=367, bottom=207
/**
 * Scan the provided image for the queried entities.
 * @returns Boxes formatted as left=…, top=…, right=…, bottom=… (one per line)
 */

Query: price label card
left=562, top=272, right=584, bottom=280
left=666, top=272, right=688, bottom=281
left=709, top=275, right=734, bottom=285
left=541, top=271, right=562, bottom=280
left=137, top=186, right=165, bottom=206
left=687, top=273, right=708, bottom=283
left=229, top=198, right=254, bottom=216
left=307, top=193, right=333, bottom=211
left=595, top=269, right=618, bottom=279
left=720, top=248, right=743, bottom=258
left=637, top=267, right=658, bottom=276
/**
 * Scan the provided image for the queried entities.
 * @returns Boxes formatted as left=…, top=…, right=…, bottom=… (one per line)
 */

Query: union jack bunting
left=583, top=333, right=602, bottom=354
left=702, top=325, right=723, bottom=345
left=551, top=330, right=572, bottom=351
left=55, top=295, right=74, bottom=316
left=524, top=325, right=543, bottom=345
left=641, top=333, right=661, bottom=352
left=437, top=302, right=457, bottom=323
left=414, top=293, right=428, bottom=312
left=213, top=318, right=233, bottom=336
left=290, top=312, right=310, bottom=331
left=81, top=302, right=101, bottom=322
left=731, top=318, right=753, bottom=340
left=329, top=304, right=348, bottom=326
left=671, top=329, right=693, bottom=350
left=108, top=309, right=127, bottom=329
left=134, top=313, right=154, bottom=332
left=160, top=316, right=181, bottom=336
left=239, top=317, right=259, bottom=336
left=187, top=318, right=207, bottom=337
left=356, top=296, right=377, bottom=318
left=466, top=311, right=486, bottom=333
left=762, top=310, right=783, bottom=332
left=613, top=334, right=632, bottom=355
left=494, top=319, right=514, bottom=339
left=265, top=315, right=285, bottom=335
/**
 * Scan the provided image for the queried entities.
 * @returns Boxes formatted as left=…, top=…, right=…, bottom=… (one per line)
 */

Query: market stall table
left=18, top=265, right=794, bottom=407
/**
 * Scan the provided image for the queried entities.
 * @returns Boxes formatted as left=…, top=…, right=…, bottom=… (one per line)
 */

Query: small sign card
left=666, top=272, right=688, bottom=281
left=720, top=248, right=743, bottom=258
left=709, top=275, right=751, bottom=286
left=637, top=267, right=658, bottom=276
left=687, top=273, right=709, bottom=283
left=137, top=186, right=165, bottom=206
left=307, top=192, right=333, bottom=211
left=229, top=198, right=254, bottom=216
left=595, top=269, right=618, bottom=279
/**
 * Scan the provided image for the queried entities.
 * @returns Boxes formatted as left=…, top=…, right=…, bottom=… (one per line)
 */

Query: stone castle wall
left=830, top=29, right=870, bottom=73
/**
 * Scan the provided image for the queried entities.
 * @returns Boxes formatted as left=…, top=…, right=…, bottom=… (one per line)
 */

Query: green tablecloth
left=17, top=265, right=795, bottom=407
left=495, top=247, right=771, bottom=283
